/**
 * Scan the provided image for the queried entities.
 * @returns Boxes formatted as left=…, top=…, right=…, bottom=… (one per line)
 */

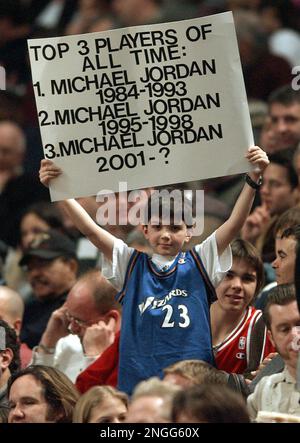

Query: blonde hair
left=132, top=377, right=181, bottom=400
left=73, top=386, right=128, bottom=423
left=131, top=377, right=181, bottom=422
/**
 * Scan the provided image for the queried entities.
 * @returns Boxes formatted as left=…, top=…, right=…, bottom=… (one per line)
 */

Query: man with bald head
left=0, top=120, right=48, bottom=247
left=0, top=286, right=32, bottom=367
left=31, top=269, right=121, bottom=382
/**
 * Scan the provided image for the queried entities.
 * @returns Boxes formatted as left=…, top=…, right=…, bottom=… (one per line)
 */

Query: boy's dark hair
left=171, top=384, right=250, bottom=423
left=263, top=283, right=296, bottom=330
left=268, top=84, right=300, bottom=107
left=274, top=208, right=300, bottom=238
left=267, top=153, right=299, bottom=189
left=231, top=239, right=264, bottom=296
left=0, top=320, right=20, bottom=374
left=143, top=189, right=194, bottom=228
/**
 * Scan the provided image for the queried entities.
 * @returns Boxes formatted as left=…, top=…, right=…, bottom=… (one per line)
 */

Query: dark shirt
left=20, top=291, right=68, bottom=349
left=0, top=36, right=30, bottom=86
left=0, top=173, right=49, bottom=247
left=243, top=53, right=292, bottom=101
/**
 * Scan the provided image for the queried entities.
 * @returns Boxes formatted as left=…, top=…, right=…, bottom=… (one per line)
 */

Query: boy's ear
left=142, top=225, right=149, bottom=238
left=185, top=228, right=193, bottom=243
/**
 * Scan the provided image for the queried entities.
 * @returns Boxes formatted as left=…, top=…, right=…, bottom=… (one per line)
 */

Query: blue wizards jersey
left=116, top=248, right=216, bottom=394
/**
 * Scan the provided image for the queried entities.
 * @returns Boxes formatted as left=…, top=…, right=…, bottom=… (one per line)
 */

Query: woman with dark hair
left=19, top=202, right=65, bottom=250
left=7, top=365, right=79, bottom=423
left=4, top=202, right=65, bottom=298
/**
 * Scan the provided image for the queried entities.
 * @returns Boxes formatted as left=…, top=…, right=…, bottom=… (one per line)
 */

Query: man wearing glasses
left=31, top=268, right=121, bottom=382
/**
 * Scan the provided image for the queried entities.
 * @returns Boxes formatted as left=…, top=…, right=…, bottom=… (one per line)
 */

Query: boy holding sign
left=39, top=145, right=268, bottom=394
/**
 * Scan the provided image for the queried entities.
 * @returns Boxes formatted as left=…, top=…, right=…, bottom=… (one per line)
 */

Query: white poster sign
left=28, top=11, right=253, bottom=201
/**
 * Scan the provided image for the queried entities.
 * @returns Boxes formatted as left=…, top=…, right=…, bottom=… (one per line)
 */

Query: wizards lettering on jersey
left=138, top=289, right=188, bottom=314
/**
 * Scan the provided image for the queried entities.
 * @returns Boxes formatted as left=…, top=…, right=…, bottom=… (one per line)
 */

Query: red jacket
left=75, top=332, right=120, bottom=393
left=20, top=342, right=32, bottom=368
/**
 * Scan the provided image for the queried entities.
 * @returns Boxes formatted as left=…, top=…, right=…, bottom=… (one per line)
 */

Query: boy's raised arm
left=215, top=146, right=269, bottom=256
left=39, top=159, right=115, bottom=261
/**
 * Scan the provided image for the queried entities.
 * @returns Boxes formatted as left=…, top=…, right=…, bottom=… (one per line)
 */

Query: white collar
left=151, top=253, right=178, bottom=271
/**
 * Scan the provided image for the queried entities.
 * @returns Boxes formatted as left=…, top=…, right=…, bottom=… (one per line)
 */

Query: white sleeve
left=30, top=338, right=67, bottom=368
left=194, top=231, right=232, bottom=287
left=31, top=337, right=98, bottom=382
left=247, top=381, right=263, bottom=421
left=30, top=348, right=55, bottom=367
left=101, top=238, right=135, bottom=291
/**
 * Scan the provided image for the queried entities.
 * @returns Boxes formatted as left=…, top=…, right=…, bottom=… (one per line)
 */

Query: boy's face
left=142, top=218, right=191, bottom=256
left=216, top=258, right=257, bottom=313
